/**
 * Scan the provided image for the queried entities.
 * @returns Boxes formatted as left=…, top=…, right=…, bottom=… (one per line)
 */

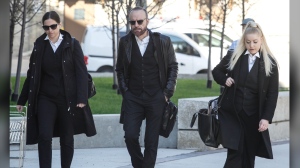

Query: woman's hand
left=258, top=119, right=269, bottom=132
left=76, top=103, right=86, bottom=108
left=225, top=77, right=235, bottom=87
left=16, top=105, right=23, bottom=112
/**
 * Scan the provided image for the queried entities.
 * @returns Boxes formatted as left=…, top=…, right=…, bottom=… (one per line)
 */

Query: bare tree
left=10, top=0, right=46, bottom=101
left=197, top=0, right=258, bottom=89
left=236, top=0, right=258, bottom=21
left=207, top=0, right=213, bottom=88
left=219, top=0, right=231, bottom=60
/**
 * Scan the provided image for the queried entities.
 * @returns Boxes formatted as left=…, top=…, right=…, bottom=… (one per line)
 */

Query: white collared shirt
left=44, top=33, right=64, bottom=53
left=135, top=35, right=150, bottom=56
left=245, top=50, right=260, bottom=72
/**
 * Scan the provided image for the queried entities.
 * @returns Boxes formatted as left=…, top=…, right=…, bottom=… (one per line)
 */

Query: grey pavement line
left=116, top=140, right=289, bottom=168
left=156, top=148, right=227, bottom=164
left=160, top=140, right=289, bottom=163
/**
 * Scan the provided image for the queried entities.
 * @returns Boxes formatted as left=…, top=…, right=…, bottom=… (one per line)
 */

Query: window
left=168, top=35, right=200, bottom=57
left=186, top=33, right=221, bottom=47
left=119, top=31, right=126, bottom=37
left=74, top=9, right=85, bottom=20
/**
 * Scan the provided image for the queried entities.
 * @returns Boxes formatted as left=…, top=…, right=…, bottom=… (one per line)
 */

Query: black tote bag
left=190, top=87, right=227, bottom=148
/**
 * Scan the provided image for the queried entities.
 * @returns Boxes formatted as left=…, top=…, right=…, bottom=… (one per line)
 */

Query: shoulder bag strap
left=218, top=86, right=228, bottom=108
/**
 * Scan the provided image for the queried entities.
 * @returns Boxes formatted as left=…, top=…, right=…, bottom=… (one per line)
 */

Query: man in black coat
left=115, top=6, right=178, bottom=168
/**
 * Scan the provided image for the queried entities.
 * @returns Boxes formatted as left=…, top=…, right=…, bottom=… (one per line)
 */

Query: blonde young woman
left=212, top=21, right=279, bottom=168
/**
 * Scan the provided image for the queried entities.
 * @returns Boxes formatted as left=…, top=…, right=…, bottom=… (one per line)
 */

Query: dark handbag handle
left=190, top=87, right=227, bottom=128
left=217, top=87, right=228, bottom=108
left=190, top=113, right=198, bottom=128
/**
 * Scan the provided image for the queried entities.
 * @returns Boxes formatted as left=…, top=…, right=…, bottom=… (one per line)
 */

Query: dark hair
left=130, top=6, right=148, bottom=19
left=42, top=11, right=60, bottom=25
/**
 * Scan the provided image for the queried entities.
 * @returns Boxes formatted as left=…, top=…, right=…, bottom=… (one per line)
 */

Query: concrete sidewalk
left=11, top=141, right=289, bottom=168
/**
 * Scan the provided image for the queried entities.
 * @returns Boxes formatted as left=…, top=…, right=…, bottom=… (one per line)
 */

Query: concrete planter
left=21, top=92, right=288, bottom=150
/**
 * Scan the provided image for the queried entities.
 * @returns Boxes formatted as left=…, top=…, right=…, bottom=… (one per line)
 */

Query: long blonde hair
left=228, top=21, right=278, bottom=76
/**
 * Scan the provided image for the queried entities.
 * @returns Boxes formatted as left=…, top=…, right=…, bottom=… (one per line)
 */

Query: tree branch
left=26, top=0, right=46, bottom=23
left=14, top=22, right=41, bottom=35
left=150, top=17, right=177, bottom=30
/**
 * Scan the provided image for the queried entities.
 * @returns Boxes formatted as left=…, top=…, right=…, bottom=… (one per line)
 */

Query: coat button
left=31, top=76, right=33, bottom=78
left=30, top=90, right=32, bottom=92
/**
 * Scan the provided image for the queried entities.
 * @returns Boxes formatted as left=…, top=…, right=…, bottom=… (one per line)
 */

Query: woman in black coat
left=212, top=21, right=279, bottom=168
left=16, top=11, right=96, bottom=168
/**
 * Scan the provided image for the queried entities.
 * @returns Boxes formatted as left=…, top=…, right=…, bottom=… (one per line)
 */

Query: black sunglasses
left=42, top=24, right=58, bottom=31
left=129, top=19, right=146, bottom=25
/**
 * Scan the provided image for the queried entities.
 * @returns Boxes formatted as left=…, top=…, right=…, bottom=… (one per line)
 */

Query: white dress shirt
left=44, top=33, right=64, bottom=53
left=245, top=50, right=260, bottom=72
left=135, top=35, right=150, bottom=56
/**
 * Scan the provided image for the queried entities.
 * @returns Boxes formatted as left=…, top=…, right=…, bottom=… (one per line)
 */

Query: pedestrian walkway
left=14, top=141, right=288, bottom=168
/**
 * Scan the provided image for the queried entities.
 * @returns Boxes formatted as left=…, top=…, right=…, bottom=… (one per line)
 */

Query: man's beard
left=132, top=27, right=147, bottom=37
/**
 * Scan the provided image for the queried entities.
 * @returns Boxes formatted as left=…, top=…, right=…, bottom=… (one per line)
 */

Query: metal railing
left=10, top=105, right=27, bottom=168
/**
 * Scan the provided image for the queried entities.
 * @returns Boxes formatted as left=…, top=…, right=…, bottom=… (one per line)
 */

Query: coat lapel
left=258, top=56, right=266, bottom=115
left=123, top=32, right=133, bottom=63
left=149, top=30, right=159, bottom=64
left=258, top=56, right=266, bottom=86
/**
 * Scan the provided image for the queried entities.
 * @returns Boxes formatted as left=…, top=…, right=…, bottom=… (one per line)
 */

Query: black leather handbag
left=190, top=87, right=227, bottom=148
left=87, top=73, right=96, bottom=99
left=159, top=101, right=178, bottom=138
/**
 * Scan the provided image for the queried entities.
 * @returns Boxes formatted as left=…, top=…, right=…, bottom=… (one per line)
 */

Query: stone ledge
left=178, top=91, right=289, bottom=130
left=177, top=120, right=289, bottom=150
left=24, top=115, right=178, bottom=150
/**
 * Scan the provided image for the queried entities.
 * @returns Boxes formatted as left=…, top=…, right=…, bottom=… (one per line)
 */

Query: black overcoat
left=212, top=50, right=279, bottom=159
left=115, top=30, right=178, bottom=124
left=17, top=30, right=96, bottom=145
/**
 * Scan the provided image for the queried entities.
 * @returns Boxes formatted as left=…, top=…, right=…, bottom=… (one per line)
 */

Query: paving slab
left=16, top=141, right=288, bottom=168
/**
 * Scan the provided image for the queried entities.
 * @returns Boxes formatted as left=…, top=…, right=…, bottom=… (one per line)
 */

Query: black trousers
left=123, top=90, right=165, bottom=168
left=224, top=110, right=260, bottom=168
left=37, top=95, right=74, bottom=168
